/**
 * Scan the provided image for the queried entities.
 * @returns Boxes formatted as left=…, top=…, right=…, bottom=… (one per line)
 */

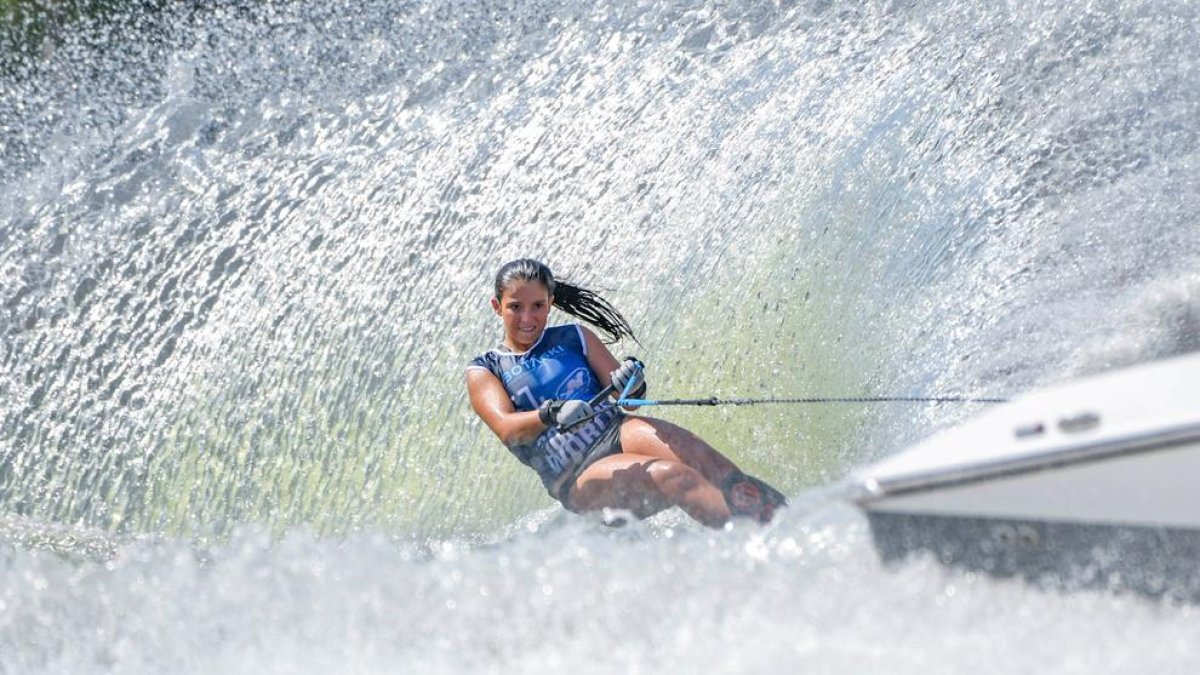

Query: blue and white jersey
left=468, top=324, right=620, bottom=493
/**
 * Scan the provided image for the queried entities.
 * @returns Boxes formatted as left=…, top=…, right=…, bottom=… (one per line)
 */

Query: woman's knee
left=646, top=460, right=706, bottom=499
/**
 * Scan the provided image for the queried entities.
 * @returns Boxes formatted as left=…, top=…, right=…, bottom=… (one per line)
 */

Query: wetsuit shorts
left=557, top=415, right=626, bottom=510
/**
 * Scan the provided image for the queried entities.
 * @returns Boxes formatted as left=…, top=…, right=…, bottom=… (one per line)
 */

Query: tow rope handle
left=556, top=360, right=644, bottom=432
left=554, top=385, right=612, bottom=433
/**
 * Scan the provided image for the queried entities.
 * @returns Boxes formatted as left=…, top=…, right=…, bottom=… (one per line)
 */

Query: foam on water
left=3, top=501, right=1199, bottom=674
left=2, top=0, right=1200, bottom=671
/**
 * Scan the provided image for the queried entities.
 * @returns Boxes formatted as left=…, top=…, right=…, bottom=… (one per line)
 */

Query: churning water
left=2, top=0, right=1199, bottom=672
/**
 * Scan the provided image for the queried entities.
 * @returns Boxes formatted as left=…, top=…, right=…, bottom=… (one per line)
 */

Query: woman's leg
left=617, top=415, right=740, bottom=486
left=567, top=453, right=732, bottom=528
left=619, top=415, right=788, bottom=523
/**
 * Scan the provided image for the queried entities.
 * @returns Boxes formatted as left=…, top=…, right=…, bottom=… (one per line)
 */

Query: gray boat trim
left=865, top=510, right=1200, bottom=602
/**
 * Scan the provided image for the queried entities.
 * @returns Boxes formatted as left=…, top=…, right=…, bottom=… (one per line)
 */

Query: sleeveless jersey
left=467, top=324, right=621, bottom=493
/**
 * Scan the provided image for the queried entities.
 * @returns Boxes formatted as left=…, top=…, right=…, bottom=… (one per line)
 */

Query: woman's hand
left=538, top=399, right=595, bottom=428
left=609, top=357, right=647, bottom=397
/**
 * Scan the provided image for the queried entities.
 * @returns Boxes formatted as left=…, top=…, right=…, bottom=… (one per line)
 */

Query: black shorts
left=556, top=414, right=626, bottom=510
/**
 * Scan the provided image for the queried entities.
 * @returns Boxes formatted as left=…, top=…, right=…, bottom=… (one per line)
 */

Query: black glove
left=609, top=357, right=647, bottom=397
left=538, top=399, right=595, bottom=428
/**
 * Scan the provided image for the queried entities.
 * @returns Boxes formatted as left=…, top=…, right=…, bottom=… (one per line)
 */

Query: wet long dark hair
left=493, top=258, right=637, bottom=344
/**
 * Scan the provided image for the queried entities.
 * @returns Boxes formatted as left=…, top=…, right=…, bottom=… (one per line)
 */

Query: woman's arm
left=580, top=326, right=622, bottom=388
left=579, top=326, right=645, bottom=411
left=466, top=369, right=548, bottom=446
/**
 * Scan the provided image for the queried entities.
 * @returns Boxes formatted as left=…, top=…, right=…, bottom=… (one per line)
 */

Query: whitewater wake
left=2, top=0, right=1199, bottom=672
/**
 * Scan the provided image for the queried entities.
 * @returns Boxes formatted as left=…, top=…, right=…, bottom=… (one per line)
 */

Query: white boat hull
left=866, top=431, right=1200, bottom=529
left=853, top=352, right=1200, bottom=599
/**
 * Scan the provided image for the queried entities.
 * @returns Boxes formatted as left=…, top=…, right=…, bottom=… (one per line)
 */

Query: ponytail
left=551, top=280, right=638, bottom=344
left=493, top=259, right=638, bottom=344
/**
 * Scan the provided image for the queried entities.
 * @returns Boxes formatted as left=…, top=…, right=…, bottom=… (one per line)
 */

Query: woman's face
left=492, top=279, right=552, bottom=349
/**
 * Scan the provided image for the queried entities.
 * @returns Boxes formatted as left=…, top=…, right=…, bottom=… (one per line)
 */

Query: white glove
left=538, top=399, right=595, bottom=428
left=609, top=357, right=646, bottom=396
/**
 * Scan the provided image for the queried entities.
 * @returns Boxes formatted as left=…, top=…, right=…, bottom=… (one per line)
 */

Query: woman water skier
left=465, top=259, right=787, bottom=527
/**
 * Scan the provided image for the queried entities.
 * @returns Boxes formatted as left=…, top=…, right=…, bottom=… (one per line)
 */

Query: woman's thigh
left=618, top=415, right=738, bottom=484
left=567, top=453, right=674, bottom=518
